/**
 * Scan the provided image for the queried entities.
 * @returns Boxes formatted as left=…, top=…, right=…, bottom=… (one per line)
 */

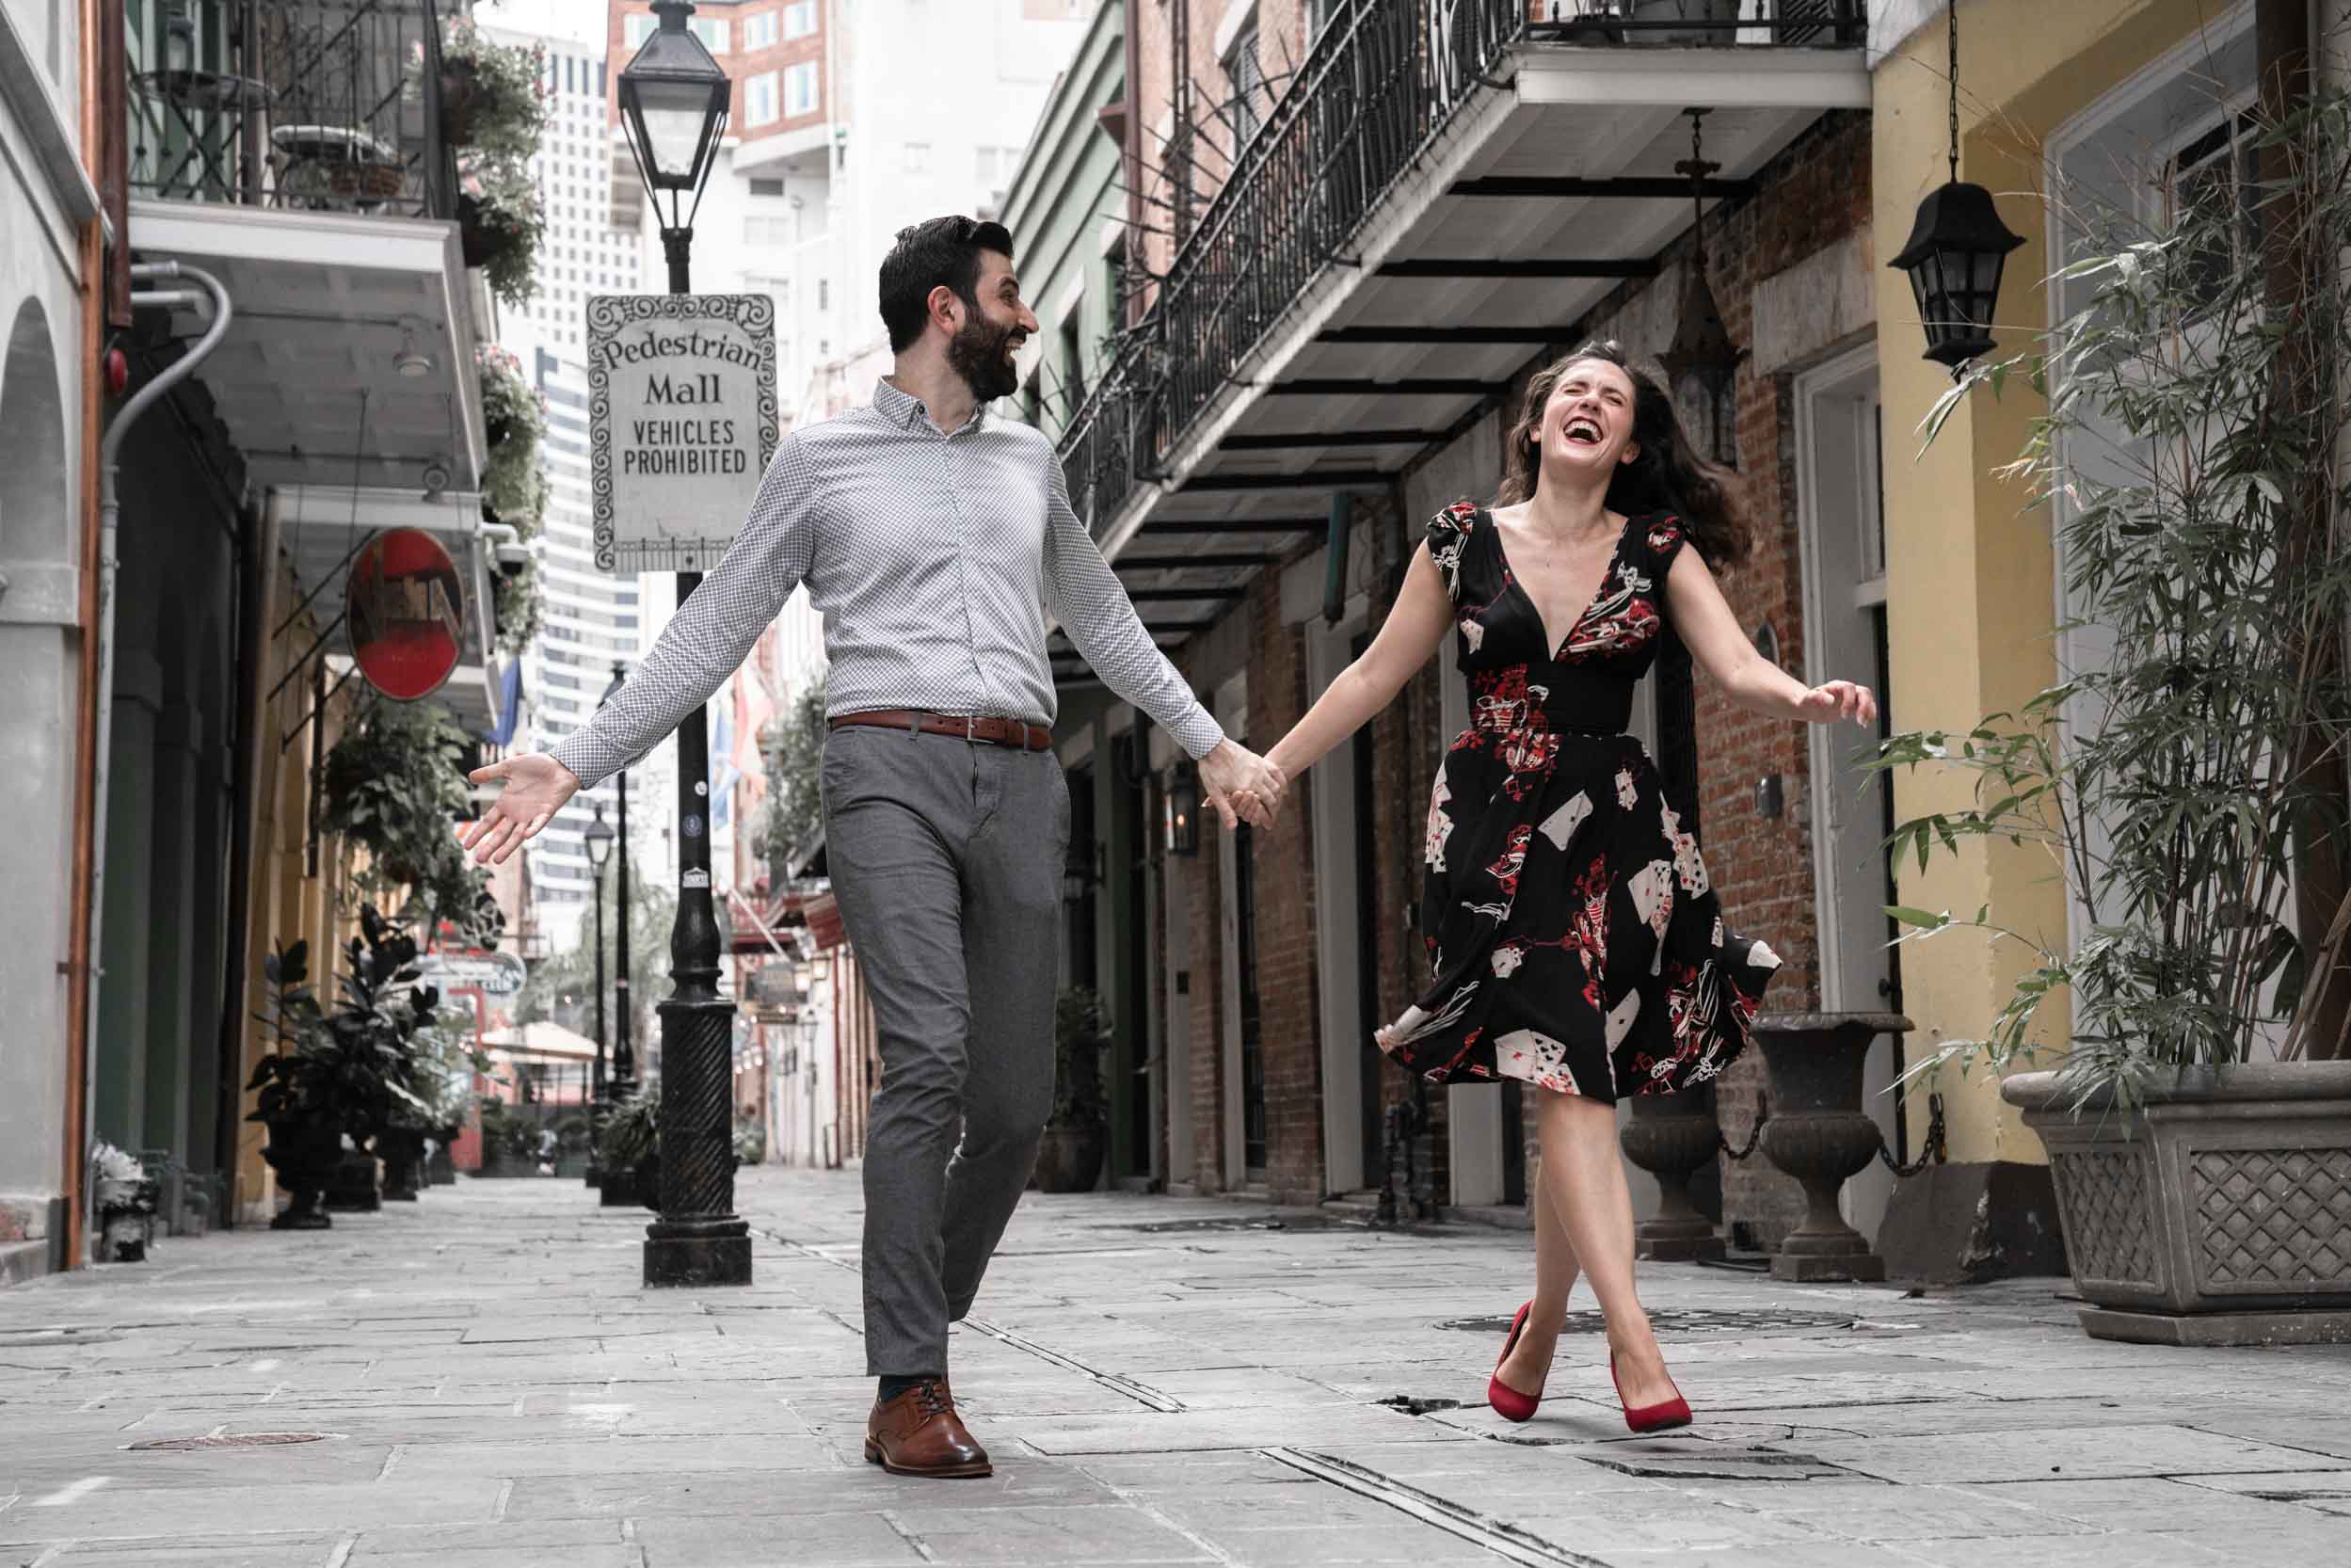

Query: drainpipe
left=84, top=261, right=233, bottom=1187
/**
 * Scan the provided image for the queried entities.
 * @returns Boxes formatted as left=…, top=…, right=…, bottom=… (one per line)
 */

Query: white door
left=1798, top=345, right=1906, bottom=1240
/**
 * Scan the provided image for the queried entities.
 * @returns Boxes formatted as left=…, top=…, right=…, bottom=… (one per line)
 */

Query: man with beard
left=459, top=216, right=1286, bottom=1478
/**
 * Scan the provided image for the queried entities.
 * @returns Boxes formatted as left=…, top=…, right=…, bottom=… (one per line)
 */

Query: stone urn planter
left=2003, top=1063, right=2351, bottom=1346
left=1752, top=1012, right=1912, bottom=1282
left=1032, top=1126, right=1106, bottom=1194
left=377, top=1128, right=426, bottom=1202
left=325, top=1148, right=382, bottom=1212
left=1619, top=1087, right=1724, bottom=1260
left=262, top=1116, right=343, bottom=1231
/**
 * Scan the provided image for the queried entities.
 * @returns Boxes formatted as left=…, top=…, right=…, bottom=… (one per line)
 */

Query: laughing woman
left=1263, top=341, right=1876, bottom=1432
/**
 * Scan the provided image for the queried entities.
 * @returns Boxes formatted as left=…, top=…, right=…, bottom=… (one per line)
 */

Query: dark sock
left=878, top=1372, right=940, bottom=1403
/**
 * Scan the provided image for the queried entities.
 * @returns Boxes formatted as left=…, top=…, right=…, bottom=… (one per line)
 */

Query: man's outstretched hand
left=460, top=753, right=583, bottom=866
left=1198, top=738, right=1287, bottom=831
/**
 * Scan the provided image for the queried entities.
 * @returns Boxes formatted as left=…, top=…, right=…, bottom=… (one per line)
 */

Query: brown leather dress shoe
left=864, top=1379, right=992, bottom=1479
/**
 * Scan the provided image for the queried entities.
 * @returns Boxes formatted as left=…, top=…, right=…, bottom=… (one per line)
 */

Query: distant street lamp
left=583, top=802, right=616, bottom=1190
left=617, top=0, right=749, bottom=1288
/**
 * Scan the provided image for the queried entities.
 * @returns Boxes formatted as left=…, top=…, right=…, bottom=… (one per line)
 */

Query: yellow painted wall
left=230, top=549, right=361, bottom=1224
left=1872, top=0, right=2234, bottom=1162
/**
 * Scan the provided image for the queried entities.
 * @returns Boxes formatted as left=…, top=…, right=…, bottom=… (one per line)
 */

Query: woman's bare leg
left=1495, top=1161, right=1580, bottom=1396
left=1535, top=1090, right=1678, bottom=1409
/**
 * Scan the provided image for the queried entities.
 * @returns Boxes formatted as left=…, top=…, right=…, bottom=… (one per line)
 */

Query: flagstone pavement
left=4, top=1166, right=2349, bottom=1567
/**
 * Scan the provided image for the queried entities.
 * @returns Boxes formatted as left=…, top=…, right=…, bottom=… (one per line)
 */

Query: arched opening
left=0, top=297, right=71, bottom=566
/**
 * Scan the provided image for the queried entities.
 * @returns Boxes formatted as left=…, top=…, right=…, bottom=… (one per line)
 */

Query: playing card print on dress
left=1375, top=504, right=1780, bottom=1102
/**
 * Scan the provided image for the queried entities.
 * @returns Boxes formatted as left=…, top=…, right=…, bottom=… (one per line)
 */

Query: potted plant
left=247, top=908, right=441, bottom=1229
left=90, top=1143, right=155, bottom=1263
left=472, top=1095, right=540, bottom=1176
left=478, top=344, right=547, bottom=532
left=381, top=1003, right=486, bottom=1200
left=457, top=162, right=545, bottom=310
left=1876, top=78, right=2351, bottom=1344
left=438, top=23, right=546, bottom=165
left=319, top=695, right=494, bottom=942
left=599, top=1086, right=661, bottom=1208
left=1033, top=988, right=1110, bottom=1193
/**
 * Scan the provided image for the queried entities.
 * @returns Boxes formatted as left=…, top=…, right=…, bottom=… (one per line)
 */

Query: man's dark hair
left=878, top=216, right=1015, bottom=353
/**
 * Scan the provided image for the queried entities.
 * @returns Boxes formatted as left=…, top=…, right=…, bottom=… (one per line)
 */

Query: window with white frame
left=744, top=9, right=779, bottom=49
left=745, top=71, right=779, bottom=126
left=624, top=12, right=656, bottom=49
left=1224, top=24, right=1267, bottom=148
left=784, top=60, right=819, bottom=116
left=784, top=1, right=818, bottom=39
left=904, top=142, right=930, bottom=175
left=689, top=16, right=729, bottom=52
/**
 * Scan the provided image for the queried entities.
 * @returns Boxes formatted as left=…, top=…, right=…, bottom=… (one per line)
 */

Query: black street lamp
left=584, top=802, right=616, bottom=1189
left=618, top=0, right=733, bottom=295
left=1891, top=1, right=2025, bottom=373
left=618, top=0, right=750, bottom=1288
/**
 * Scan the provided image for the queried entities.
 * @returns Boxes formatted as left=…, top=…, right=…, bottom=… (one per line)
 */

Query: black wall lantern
left=1660, top=109, right=1743, bottom=468
left=1163, top=760, right=1201, bottom=857
left=1891, top=0, right=2025, bottom=373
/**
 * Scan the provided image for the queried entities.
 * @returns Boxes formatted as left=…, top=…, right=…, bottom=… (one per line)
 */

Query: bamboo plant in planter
left=1875, top=75, right=2351, bottom=1345
left=1033, top=988, right=1111, bottom=1193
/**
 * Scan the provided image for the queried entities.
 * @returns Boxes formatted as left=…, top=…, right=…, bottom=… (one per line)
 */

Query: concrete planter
left=2004, top=1063, right=2351, bottom=1345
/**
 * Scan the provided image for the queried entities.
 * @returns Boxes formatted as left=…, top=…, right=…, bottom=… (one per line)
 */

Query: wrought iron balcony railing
left=1057, top=0, right=1865, bottom=536
left=128, top=0, right=458, bottom=221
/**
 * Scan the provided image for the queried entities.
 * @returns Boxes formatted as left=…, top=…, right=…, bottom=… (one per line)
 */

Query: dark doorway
left=1235, top=820, right=1267, bottom=1180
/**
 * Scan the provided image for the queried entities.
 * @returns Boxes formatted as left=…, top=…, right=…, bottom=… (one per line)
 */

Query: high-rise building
left=479, top=5, right=657, bottom=951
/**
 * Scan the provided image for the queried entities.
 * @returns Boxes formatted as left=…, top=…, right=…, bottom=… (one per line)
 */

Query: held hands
left=458, top=753, right=584, bottom=866
left=1198, top=738, right=1288, bottom=831
left=1796, top=680, right=1879, bottom=728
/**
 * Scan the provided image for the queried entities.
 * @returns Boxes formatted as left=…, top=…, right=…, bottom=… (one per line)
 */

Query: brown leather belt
left=828, top=709, right=1053, bottom=752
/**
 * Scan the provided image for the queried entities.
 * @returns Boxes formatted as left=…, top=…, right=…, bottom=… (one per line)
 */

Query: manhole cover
left=126, top=1432, right=332, bottom=1451
left=1441, top=1308, right=1859, bottom=1336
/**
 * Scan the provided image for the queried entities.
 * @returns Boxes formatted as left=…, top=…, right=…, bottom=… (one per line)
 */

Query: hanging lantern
left=1163, top=761, right=1201, bottom=858
left=1660, top=109, right=1743, bottom=467
left=1891, top=1, right=2025, bottom=373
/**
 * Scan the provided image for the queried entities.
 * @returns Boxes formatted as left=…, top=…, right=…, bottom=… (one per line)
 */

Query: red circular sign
left=346, top=527, right=465, bottom=702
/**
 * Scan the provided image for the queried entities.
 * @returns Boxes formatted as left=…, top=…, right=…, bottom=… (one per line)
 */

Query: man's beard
left=948, top=312, right=1022, bottom=402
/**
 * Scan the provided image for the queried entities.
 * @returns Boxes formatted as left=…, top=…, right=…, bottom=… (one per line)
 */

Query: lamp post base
left=644, top=1219, right=752, bottom=1288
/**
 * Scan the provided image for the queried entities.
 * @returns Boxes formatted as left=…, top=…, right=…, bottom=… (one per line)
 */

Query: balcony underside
left=1056, top=40, right=1867, bottom=682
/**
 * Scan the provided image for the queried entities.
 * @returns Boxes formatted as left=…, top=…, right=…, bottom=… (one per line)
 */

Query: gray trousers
left=820, top=723, right=1069, bottom=1376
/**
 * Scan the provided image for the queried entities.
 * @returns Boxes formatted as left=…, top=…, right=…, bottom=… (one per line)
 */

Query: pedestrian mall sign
left=416, top=950, right=528, bottom=999
left=587, top=294, right=778, bottom=574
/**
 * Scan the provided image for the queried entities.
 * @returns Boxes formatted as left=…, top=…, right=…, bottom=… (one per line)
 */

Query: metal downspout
left=85, top=260, right=233, bottom=1174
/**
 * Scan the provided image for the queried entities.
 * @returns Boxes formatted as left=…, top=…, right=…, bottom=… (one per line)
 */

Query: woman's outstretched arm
left=1664, top=549, right=1878, bottom=728
left=1267, top=542, right=1455, bottom=780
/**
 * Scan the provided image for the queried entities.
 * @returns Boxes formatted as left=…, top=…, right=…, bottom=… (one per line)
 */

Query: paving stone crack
left=1262, top=1448, right=1615, bottom=1567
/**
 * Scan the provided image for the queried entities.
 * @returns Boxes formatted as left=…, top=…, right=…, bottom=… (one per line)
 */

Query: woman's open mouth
left=1561, top=415, right=1603, bottom=447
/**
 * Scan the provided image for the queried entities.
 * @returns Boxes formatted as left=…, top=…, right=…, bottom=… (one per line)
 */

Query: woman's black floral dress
left=1378, top=503, right=1781, bottom=1101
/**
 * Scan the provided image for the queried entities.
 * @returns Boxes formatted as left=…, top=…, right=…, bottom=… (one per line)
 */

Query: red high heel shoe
left=1486, top=1302, right=1544, bottom=1423
left=1609, top=1352, right=1692, bottom=1433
